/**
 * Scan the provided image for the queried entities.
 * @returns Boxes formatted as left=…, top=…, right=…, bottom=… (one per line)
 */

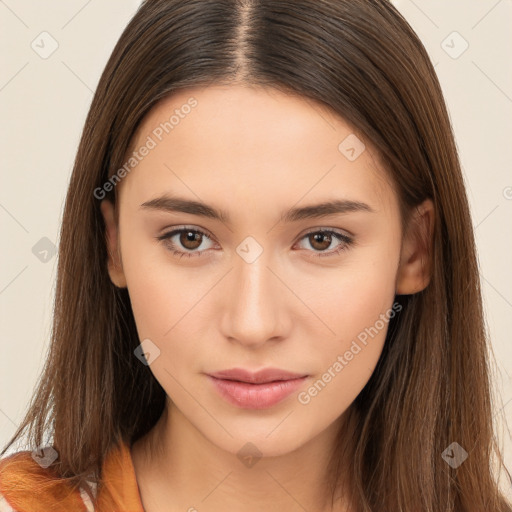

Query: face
left=101, top=84, right=431, bottom=458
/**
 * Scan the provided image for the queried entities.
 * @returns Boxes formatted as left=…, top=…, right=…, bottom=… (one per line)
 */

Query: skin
left=101, top=84, right=434, bottom=512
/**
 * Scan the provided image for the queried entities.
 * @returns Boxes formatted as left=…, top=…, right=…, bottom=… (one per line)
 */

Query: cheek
left=301, top=242, right=399, bottom=343
left=125, top=271, right=212, bottom=376
left=119, top=227, right=203, bottom=335
left=296, top=286, right=396, bottom=424
left=123, top=262, right=176, bottom=339
left=123, top=257, right=207, bottom=405
left=120, top=232, right=224, bottom=387
left=294, top=245, right=399, bottom=410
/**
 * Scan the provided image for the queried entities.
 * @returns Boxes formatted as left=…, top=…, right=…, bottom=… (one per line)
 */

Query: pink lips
left=206, top=368, right=308, bottom=409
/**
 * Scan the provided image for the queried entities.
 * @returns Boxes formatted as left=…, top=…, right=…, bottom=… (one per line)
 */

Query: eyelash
left=156, top=226, right=354, bottom=260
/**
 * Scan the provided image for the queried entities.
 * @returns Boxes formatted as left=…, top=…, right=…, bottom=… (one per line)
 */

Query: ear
left=100, top=199, right=127, bottom=288
left=395, top=198, right=435, bottom=295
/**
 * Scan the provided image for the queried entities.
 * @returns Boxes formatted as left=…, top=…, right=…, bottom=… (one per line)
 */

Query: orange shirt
left=0, top=440, right=144, bottom=512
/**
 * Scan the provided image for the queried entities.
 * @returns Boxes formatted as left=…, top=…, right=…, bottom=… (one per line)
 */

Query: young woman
left=1, top=0, right=510, bottom=511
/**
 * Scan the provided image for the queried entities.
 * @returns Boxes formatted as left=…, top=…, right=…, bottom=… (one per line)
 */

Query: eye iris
left=310, top=232, right=332, bottom=251
left=180, top=230, right=202, bottom=250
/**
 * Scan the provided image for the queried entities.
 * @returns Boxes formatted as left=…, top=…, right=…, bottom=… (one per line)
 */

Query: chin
left=202, top=421, right=317, bottom=461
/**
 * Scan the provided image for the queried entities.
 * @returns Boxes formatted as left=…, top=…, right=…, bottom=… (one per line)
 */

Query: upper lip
left=207, top=368, right=308, bottom=384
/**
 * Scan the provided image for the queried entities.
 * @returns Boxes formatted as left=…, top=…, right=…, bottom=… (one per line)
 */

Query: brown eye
left=296, top=229, right=354, bottom=258
left=308, top=232, right=333, bottom=251
left=156, top=227, right=216, bottom=258
left=179, top=230, right=203, bottom=250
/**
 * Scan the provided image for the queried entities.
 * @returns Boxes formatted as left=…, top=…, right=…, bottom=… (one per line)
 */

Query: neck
left=131, top=400, right=359, bottom=512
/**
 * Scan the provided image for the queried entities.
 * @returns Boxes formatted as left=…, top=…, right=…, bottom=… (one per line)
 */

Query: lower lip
left=207, top=375, right=308, bottom=409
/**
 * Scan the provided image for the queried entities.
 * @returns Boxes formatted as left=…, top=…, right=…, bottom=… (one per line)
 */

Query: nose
left=220, top=251, right=291, bottom=349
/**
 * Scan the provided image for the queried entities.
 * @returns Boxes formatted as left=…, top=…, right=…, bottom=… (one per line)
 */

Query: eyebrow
left=140, top=194, right=375, bottom=224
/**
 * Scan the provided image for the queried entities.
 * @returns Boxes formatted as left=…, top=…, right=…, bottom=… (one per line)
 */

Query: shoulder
left=0, top=449, right=95, bottom=512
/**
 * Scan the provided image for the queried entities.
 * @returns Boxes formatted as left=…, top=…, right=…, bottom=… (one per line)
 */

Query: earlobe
left=100, top=199, right=127, bottom=288
left=395, top=199, right=435, bottom=295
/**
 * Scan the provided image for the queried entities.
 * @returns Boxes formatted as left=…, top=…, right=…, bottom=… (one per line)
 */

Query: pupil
left=313, top=233, right=330, bottom=250
left=180, top=231, right=201, bottom=249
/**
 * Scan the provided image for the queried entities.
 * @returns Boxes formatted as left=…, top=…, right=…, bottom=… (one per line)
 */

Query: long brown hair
left=2, top=0, right=511, bottom=510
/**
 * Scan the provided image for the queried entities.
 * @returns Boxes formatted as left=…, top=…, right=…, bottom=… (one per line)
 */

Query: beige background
left=1, top=0, right=511, bottom=497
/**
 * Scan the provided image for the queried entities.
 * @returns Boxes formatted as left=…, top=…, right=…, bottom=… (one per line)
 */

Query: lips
left=207, top=367, right=308, bottom=384
left=206, top=367, right=309, bottom=409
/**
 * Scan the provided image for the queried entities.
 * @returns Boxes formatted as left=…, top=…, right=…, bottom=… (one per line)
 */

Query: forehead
left=119, top=85, right=396, bottom=217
